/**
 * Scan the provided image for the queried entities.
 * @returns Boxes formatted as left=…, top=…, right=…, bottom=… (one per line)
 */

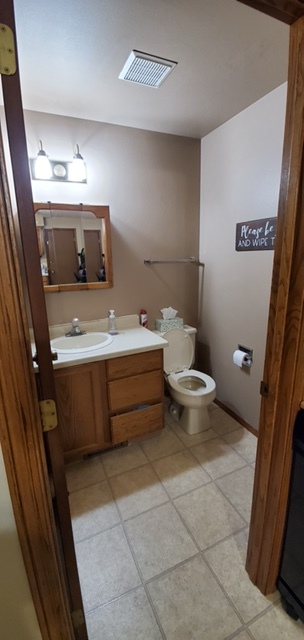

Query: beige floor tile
left=86, top=587, right=162, bottom=640
left=249, top=602, right=304, bottom=639
left=110, top=464, right=168, bottom=520
left=66, top=456, right=105, bottom=492
left=140, top=426, right=184, bottom=461
left=210, top=408, right=240, bottom=435
left=152, top=449, right=211, bottom=498
left=174, top=483, right=245, bottom=550
left=205, top=529, right=277, bottom=623
left=147, top=556, right=242, bottom=640
left=125, top=502, right=198, bottom=580
left=190, top=437, right=247, bottom=480
left=102, top=443, right=148, bottom=478
left=216, top=466, right=254, bottom=523
left=223, top=428, right=257, bottom=464
left=69, top=480, right=120, bottom=542
left=170, top=420, right=218, bottom=447
left=231, top=632, right=252, bottom=640
left=76, top=525, right=140, bottom=612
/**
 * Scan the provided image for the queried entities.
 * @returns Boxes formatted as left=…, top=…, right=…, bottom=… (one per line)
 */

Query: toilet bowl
left=160, top=327, right=216, bottom=435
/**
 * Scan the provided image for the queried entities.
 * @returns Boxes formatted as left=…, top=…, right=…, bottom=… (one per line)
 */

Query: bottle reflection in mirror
left=75, top=248, right=87, bottom=283
left=96, top=254, right=106, bottom=282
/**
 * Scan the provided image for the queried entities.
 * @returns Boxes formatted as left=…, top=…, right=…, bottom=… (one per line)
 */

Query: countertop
left=31, top=315, right=168, bottom=370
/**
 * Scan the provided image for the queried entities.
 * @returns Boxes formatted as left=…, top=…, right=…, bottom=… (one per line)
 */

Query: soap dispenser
left=108, top=309, right=118, bottom=335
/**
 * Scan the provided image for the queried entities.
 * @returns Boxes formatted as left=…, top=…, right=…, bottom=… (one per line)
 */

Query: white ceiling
left=12, top=0, right=289, bottom=138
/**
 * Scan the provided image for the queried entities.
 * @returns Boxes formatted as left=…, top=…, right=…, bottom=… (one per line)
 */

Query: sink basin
left=50, top=332, right=113, bottom=354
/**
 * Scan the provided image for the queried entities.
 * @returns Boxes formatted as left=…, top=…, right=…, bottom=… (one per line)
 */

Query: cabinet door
left=54, top=361, right=110, bottom=461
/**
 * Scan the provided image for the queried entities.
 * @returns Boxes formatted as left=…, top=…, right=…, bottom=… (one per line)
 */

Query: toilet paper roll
left=233, top=349, right=249, bottom=367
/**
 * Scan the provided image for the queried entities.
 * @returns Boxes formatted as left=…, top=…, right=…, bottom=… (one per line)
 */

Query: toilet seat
left=168, top=369, right=216, bottom=397
left=163, top=328, right=194, bottom=374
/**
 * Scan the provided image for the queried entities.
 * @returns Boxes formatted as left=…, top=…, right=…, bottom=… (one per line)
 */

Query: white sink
left=50, top=332, right=113, bottom=354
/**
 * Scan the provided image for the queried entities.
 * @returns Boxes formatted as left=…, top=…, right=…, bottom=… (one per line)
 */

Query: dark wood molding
left=214, top=399, right=258, bottom=437
left=237, top=0, right=304, bottom=24
left=246, top=16, right=304, bottom=594
left=1, top=0, right=87, bottom=636
left=0, top=128, right=74, bottom=638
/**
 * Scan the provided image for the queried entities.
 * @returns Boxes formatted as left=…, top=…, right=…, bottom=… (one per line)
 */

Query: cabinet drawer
left=107, top=370, right=163, bottom=412
left=111, top=403, right=164, bottom=444
left=106, top=349, right=163, bottom=380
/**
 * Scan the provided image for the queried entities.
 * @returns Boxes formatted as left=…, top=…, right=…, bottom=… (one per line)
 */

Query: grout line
left=115, top=503, right=167, bottom=638
left=84, top=583, right=144, bottom=616
left=73, top=520, right=123, bottom=546
left=214, top=471, right=252, bottom=526
left=200, top=524, right=249, bottom=554
left=70, top=408, right=272, bottom=637
left=223, top=627, right=247, bottom=640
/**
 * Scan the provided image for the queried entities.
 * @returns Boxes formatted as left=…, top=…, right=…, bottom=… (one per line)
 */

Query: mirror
left=34, top=202, right=113, bottom=292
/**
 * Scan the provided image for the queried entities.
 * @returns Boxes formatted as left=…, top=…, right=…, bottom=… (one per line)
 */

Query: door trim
left=246, top=16, right=304, bottom=593
left=237, top=1, right=304, bottom=25
left=0, top=127, right=74, bottom=639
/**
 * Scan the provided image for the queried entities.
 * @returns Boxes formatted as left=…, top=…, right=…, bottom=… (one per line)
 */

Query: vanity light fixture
left=30, top=143, right=87, bottom=183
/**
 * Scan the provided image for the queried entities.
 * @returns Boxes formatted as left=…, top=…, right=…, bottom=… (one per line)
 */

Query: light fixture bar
left=30, top=143, right=87, bottom=182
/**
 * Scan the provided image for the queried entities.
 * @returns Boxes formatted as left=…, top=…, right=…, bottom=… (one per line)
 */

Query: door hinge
left=39, top=399, right=58, bottom=432
left=33, top=350, right=58, bottom=364
left=0, top=24, right=16, bottom=76
left=260, top=381, right=269, bottom=397
left=71, top=609, right=85, bottom=631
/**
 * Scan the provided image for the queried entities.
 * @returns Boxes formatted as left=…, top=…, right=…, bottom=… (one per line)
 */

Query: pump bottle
left=108, top=310, right=118, bottom=335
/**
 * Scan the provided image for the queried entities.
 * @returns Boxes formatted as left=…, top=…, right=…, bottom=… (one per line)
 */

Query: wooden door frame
left=0, top=3, right=303, bottom=637
left=1, top=0, right=87, bottom=638
left=0, top=128, right=74, bottom=639
left=236, top=2, right=304, bottom=594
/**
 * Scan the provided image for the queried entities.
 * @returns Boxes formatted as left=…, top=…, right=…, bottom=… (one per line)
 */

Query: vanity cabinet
left=106, top=350, right=164, bottom=444
left=54, top=360, right=111, bottom=462
left=54, top=348, right=164, bottom=461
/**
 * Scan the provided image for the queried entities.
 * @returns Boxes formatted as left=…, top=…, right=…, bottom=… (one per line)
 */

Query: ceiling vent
left=119, top=50, right=177, bottom=88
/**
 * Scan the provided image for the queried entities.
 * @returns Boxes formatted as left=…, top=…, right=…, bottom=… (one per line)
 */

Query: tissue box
left=155, top=318, right=184, bottom=331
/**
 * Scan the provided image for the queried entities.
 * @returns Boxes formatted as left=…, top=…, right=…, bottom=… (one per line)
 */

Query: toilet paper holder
left=238, top=344, right=253, bottom=368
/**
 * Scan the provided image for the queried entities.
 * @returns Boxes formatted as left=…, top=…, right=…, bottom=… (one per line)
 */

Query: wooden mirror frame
left=34, top=202, right=113, bottom=293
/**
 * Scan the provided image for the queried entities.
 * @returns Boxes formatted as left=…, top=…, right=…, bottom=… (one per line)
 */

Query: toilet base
left=179, top=405, right=211, bottom=435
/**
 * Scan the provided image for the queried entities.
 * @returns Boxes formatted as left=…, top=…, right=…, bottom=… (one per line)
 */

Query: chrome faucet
left=65, top=318, right=86, bottom=337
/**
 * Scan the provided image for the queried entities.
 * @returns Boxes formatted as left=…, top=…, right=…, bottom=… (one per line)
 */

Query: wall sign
left=235, top=217, right=277, bottom=251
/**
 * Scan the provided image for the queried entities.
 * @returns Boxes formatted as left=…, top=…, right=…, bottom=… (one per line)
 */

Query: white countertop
left=31, top=315, right=168, bottom=370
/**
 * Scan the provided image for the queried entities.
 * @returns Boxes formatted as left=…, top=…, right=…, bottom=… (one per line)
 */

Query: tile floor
left=66, top=402, right=304, bottom=640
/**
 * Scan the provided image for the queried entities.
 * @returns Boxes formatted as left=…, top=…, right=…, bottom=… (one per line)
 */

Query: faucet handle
left=72, top=318, right=79, bottom=327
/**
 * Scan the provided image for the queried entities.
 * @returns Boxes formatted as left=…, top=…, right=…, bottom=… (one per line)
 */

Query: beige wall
left=199, top=84, right=287, bottom=428
left=0, top=447, right=42, bottom=640
left=24, top=112, right=200, bottom=328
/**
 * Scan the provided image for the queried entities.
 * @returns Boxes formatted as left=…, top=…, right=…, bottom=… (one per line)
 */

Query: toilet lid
left=163, top=328, right=194, bottom=374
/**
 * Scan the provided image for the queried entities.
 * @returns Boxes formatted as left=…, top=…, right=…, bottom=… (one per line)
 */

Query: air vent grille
left=119, top=50, right=177, bottom=88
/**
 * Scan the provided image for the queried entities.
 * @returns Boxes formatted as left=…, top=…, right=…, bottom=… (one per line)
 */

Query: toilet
left=158, top=326, right=216, bottom=435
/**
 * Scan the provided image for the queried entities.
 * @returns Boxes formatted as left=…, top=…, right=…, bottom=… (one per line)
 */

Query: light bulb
left=69, top=144, right=86, bottom=182
left=35, top=140, right=52, bottom=180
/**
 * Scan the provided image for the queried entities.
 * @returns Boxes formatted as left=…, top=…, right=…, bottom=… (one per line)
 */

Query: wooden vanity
left=54, top=348, right=164, bottom=462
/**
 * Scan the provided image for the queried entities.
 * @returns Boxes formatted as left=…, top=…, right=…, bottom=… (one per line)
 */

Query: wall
left=0, top=447, right=42, bottom=640
left=199, top=83, right=287, bottom=428
left=23, top=111, right=200, bottom=328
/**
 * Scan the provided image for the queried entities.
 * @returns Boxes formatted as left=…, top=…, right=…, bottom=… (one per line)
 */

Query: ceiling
left=12, top=0, right=289, bottom=138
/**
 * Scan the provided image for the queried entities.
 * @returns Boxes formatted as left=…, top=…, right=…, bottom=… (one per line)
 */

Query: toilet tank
left=153, top=324, right=197, bottom=366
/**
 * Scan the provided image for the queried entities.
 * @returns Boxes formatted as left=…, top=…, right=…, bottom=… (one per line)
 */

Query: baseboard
left=214, top=399, right=258, bottom=438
